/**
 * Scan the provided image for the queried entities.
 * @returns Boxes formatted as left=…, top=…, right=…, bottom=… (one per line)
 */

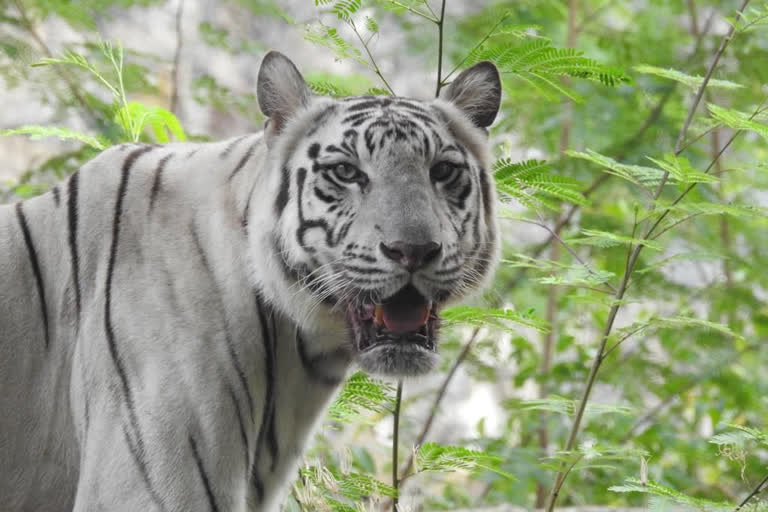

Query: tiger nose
left=379, top=241, right=442, bottom=271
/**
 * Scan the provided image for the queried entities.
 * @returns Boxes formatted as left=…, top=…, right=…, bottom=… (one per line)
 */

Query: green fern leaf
left=1, top=126, right=106, bottom=150
left=568, top=229, right=664, bottom=251
left=441, top=305, right=549, bottom=332
left=708, top=103, right=768, bottom=140
left=635, top=64, right=744, bottom=90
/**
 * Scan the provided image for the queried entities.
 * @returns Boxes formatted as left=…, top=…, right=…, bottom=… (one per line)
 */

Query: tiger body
left=0, top=52, right=501, bottom=511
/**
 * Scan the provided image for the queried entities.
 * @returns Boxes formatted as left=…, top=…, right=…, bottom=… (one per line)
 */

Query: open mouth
left=345, top=284, right=440, bottom=376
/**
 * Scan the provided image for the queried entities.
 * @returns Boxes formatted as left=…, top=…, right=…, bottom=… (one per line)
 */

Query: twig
left=735, top=472, right=768, bottom=511
left=544, top=3, right=750, bottom=509
left=11, top=0, right=103, bottom=129
left=392, top=380, right=403, bottom=511
left=434, top=0, right=447, bottom=97
left=442, top=12, right=511, bottom=85
left=386, top=0, right=437, bottom=23
left=528, top=215, right=617, bottom=294
left=349, top=19, right=396, bottom=96
left=653, top=0, right=751, bottom=196
left=399, top=328, right=480, bottom=480
left=170, top=0, right=184, bottom=117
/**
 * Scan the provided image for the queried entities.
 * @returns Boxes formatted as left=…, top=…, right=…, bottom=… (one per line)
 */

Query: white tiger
left=0, top=51, right=501, bottom=511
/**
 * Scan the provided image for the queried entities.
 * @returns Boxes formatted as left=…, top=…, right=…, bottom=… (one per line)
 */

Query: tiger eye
left=332, top=163, right=360, bottom=182
left=430, top=161, right=457, bottom=182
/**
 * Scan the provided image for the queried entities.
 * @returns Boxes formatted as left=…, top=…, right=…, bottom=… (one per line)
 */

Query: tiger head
left=251, top=51, right=500, bottom=376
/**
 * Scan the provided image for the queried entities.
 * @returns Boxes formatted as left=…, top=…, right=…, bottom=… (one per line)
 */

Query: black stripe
left=149, top=154, right=173, bottom=213
left=16, top=202, right=49, bottom=349
left=314, top=186, right=338, bottom=204
left=220, top=134, right=248, bottom=158
left=228, top=139, right=258, bottom=181
left=104, top=146, right=163, bottom=509
left=122, top=426, right=165, bottom=508
left=67, top=172, right=81, bottom=320
left=190, top=224, right=255, bottom=422
left=227, top=384, right=250, bottom=472
left=189, top=435, right=221, bottom=512
left=52, top=186, right=60, bottom=206
left=296, top=330, right=343, bottom=386
left=266, top=312, right=279, bottom=471
left=274, top=166, right=291, bottom=216
left=251, top=293, right=277, bottom=493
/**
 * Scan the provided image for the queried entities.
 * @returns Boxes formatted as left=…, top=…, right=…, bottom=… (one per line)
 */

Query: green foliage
left=414, top=442, right=514, bottom=480
left=467, top=37, right=630, bottom=102
left=0, top=125, right=105, bottom=150
left=328, top=372, right=395, bottom=422
left=4, top=0, right=768, bottom=510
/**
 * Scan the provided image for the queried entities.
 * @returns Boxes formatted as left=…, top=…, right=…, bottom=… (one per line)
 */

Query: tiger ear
left=257, top=51, right=311, bottom=135
left=440, top=61, right=501, bottom=128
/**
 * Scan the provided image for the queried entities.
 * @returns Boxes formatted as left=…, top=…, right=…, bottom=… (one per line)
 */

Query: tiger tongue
left=376, top=286, right=431, bottom=334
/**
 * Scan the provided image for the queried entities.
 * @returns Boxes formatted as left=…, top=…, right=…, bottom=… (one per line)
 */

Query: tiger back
left=0, top=51, right=501, bottom=511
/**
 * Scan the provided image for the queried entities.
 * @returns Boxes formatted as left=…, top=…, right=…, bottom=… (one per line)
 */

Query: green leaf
left=304, top=22, right=367, bottom=66
left=645, top=154, right=718, bottom=184
left=567, top=149, right=666, bottom=189
left=568, top=229, right=663, bottom=251
left=415, top=442, right=514, bottom=480
left=610, top=478, right=733, bottom=511
left=114, top=102, right=187, bottom=143
left=328, top=372, right=394, bottom=422
left=441, top=306, right=549, bottom=332
left=1, top=125, right=105, bottom=150
left=514, top=396, right=634, bottom=418
left=494, top=158, right=587, bottom=208
left=708, top=103, right=768, bottom=140
left=635, top=64, right=744, bottom=90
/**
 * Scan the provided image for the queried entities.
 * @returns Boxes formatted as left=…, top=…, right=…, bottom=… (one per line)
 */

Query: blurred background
left=2, top=0, right=768, bottom=510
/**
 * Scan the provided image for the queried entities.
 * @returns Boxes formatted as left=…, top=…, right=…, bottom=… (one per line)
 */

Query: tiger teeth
left=374, top=305, right=383, bottom=326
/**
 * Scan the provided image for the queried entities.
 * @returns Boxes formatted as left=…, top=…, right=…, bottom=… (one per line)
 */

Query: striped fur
left=0, top=52, right=500, bottom=511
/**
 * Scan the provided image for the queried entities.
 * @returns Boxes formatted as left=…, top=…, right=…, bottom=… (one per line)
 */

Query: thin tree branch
left=434, top=0, right=446, bottom=97
left=442, top=12, right=511, bottom=85
left=386, top=0, right=437, bottom=23
left=169, top=0, right=184, bottom=117
left=11, top=0, right=103, bottom=129
left=735, top=472, right=768, bottom=512
left=653, top=0, right=751, bottom=197
left=544, top=3, right=750, bottom=509
left=349, top=18, right=396, bottom=96
left=392, top=380, right=403, bottom=511
left=395, top=328, right=481, bottom=488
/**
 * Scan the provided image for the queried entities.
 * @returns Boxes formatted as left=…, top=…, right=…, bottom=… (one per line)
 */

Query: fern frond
left=331, top=0, right=361, bottom=20
left=708, top=103, right=768, bottom=140
left=304, top=22, right=367, bottom=66
left=1, top=125, right=106, bottom=150
left=568, top=229, right=664, bottom=251
left=441, top=305, right=549, bottom=332
left=494, top=158, right=588, bottom=208
left=415, top=442, right=514, bottom=480
left=610, top=478, right=733, bottom=512
left=328, top=372, right=394, bottom=422
left=468, top=38, right=630, bottom=101
left=567, top=149, right=667, bottom=189
left=635, top=64, right=744, bottom=90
